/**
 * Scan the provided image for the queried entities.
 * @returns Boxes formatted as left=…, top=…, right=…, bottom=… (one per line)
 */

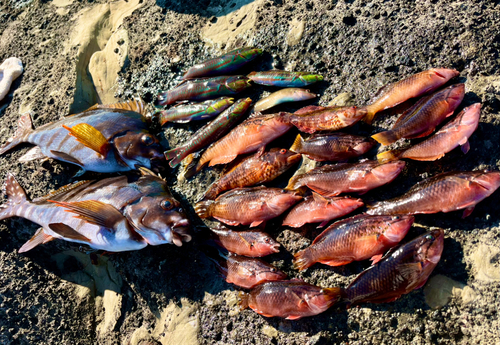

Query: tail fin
left=202, top=184, right=218, bottom=201
left=289, top=134, right=304, bottom=153
left=322, top=287, right=345, bottom=306
left=292, top=249, right=315, bottom=271
left=285, top=175, right=303, bottom=191
left=0, top=112, right=34, bottom=155
left=371, top=130, right=399, bottom=146
left=238, top=291, right=250, bottom=310
left=0, top=172, right=28, bottom=220
left=361, top=106, right=376, bottom=124
left=194, top=200, right=214, bottom=218
left=164, top=146, right=186, bottom=168
left=156, top=91, right=170, bottom=107
left=376, top=150, right=400, bottom=163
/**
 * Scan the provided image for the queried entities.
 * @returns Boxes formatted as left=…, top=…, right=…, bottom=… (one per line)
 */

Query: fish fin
left=460, top=140, right=470, bottom=154
left=353, top=234, right=380, bottom=255
left=292, top=249, right=315, bottom=271
left=376, top=150, right=400, bottom=163
left=237, top=233, right=253, bottom=249
left=18, top=146, right=46, bottom=162
left=97, top=98, right=146, bottom=116
left=292, top=121, right=316, bottom=134
left=48, top=223, right=91, bottom=243
left=311, top=192, right=329, bottom=205
left=250, top=220, right=263, bottom=228
left=48, top=200, right=126, bottom=229
left=396, top=262, right=421, bottom=282
left=286, top=315, right=302, bottom=320
left=462, top=206, right=475, bottom=218
left=208, top=154, right=239, bottom=167
left=194, top=200, right=214, bottom=219
left=0, top=112, right=34, bottom=155
left=255, top=146, right=265, bottom=157
left=285, top=175, right=302, bottom=190
left=0, top=172, right=28, bottom=221
left=18, top=228, right=54, bottom=253
left=318, top=220, right=329, bottom=228
left=138, top=167, right=157, bottom=177
left=156, top=91, right=170, bottom=107
left=370, top=254, right=383, bottom=265
left=360, top=107, right=375, bottom=124
left=306, top=184, right=338, bottom=197
left=319, top=259, right=352, bottom=267
left=289, top=133, right=304, bottom=153
left=371, top=131, right=399, bottom=146
left=322, top=287, right=344, bottom=303
left=62, top=123, right=110, bottom=157
left=49, top=150, right=84, bottom=166
left=213, top=217, right=241, bottom=226
left=32, top=180, right=92, bottom=203
left=238, top=291, right=249, bottom=310
left=294, top=105, right=324, bottom=115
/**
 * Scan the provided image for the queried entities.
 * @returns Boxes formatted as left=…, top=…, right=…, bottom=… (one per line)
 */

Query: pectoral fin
left=48, top=199, right=126, bottom=230
left=18, top=227, right=55, bottom=253
left=48, top=223, right=91, bottom=243
left=62, top=123, right=110, bottom=157
left=460, top=140, right=470, bottom=154
left=50, top=150, right=84, bottom=166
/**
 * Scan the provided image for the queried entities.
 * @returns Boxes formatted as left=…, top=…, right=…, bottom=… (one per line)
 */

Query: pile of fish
left=153, top=48, right=499, bottom=320
left=2, top=46, right=498, bottom=321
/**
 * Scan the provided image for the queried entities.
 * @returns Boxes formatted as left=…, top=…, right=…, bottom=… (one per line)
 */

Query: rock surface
left=1, top=0, right=500, bottom=344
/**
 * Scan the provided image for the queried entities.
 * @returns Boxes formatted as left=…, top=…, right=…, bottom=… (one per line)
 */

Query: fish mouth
left=171, top=219, right=191, bottom=246
left=271, top=242, right=281, bottom=253
left=287, top=153, right=302, bottom=164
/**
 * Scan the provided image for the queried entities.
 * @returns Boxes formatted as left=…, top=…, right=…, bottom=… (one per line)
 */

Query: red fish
left=209, top=252, right=287, bottom=289
left=363, top=68, right=459, bottom=124
left=371, top=84, right=465, bottom=145
left=367, top=170, right=500, bottom=218
left=195, top=113, right=293, bottom=172
left=377, top=103, right=481, bottom=162
left=286, top=160, right=406, bottom=197
left=195, top=187, right=302, bottom=227
left=282, top=193, right=364, bottom=228
left=239, top=280, right=342, bottom=319
left=345, top=229, right=444, bottom=305
left=210, top=226, right=280, bottom=257
left=293, top=214, right=414, bottom=271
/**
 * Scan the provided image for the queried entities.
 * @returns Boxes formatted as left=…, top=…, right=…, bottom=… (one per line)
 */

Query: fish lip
left=271, top=243, right=281, bottom=253
left=287, top=153, right=302, bottom=164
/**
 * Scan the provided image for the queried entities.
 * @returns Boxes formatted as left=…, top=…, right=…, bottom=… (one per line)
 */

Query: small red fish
left=282, top=193, right=364, bottom=228
left=210, top=226, right=280, bottom=257
left=367, top=170, right=500, bottom=218
left=209, top=252, right=287, bottom=289
left=286, top=160, right=406, bottom=197
left=293, top=214, right=414, bottom=271
left=195, top=187, right=302, bottom=227
left=345, top=229, right=444, bottom=306
left=239, top=280, right=342, bottom=319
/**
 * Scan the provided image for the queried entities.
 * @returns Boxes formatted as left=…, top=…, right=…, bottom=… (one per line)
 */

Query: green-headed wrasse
left=247, top=70, right=323, bottom=87
left=156, top=97, right=234, bottom=125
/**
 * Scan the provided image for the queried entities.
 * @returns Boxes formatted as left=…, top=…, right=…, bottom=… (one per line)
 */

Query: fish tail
left=289, top=133, right=304, bottom=153
left=376, top=150, right=400, bottom=163
left=238, top=291, right=250, bottom=310
left=194, top=200, right=214, bottom=218
left=0, top=112, right=34, bottom=155
left=371, top=130, right=398, bottom=146
left=292, top=249, right=315, bottom=271
left=0, top=172, right=28, bottom=220
left=156, top=91, right=171, bottom=107
left=202, top=185, right=218, bottom=201
left=322, top=287, right=345, bottom=304
left=285, top=175, right=302, bottom=191
left=361, top=106, right=376, bottom=124
left=164, top=147, right=185, bottom=167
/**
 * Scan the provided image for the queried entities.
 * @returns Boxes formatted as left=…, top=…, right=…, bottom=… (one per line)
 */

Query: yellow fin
left=98, top=98, right=146, bottom=115
left=376, top=150, right=399, bottom=163
left=33, top=180, right=92, bottom=202
left=62, top=123, right=109, bottom=156
left=289, top=133, right=304, bottom=153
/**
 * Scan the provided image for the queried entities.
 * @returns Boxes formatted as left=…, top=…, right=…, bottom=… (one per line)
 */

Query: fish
left=289, top=132, right=376, bottom=162
left=0, top=99, right=164, bottom=173
left=367, top=170, right=500, bottom=218
left=292, top=214, right=414, bottom=271
left=253, top=88, right=317, bottom=113
left=156, top=75, right=252, bottom=106
left=239, top=279, right=342, bottom=319
left=195, top=186, right=302, bottom=227
left=164, top=98, right=252, bottom=168
left=195, top=112, right=293, bottom=172
left=156, top=97, right=234, bottom=125
left=282, top=105, right=366, bottom=133
left=286, top=160, right=406, bottom=197
left=345, top=229, right=444, bottom=306
left=182, top=47, right=263, bottom=80
left=210, top=225, right=281, bottom=257
left=202, top=148, right=301, bottom=200
left=0, top=168, right=191, bottom=252
left=362, top=68, right=459, bottom=124
left=247, top=70, right=323, bottom=87
left=206, top=250, right=287, bottom=289
left=371, top=84, right=465, bottom=145
left=283, top=193, right=364, bottom=228
left=377, top=103, right=481, bottom=162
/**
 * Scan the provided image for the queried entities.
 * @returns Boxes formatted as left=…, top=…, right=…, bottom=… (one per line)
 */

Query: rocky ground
left=1, top=0, right=500, bottom=344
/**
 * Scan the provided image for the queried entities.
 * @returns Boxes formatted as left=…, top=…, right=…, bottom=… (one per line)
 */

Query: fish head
left=338, top=106, right=367, bottom=126
left=444, top=83, right=465, bottom=105
left=371, top=160, right=406, bottom=181
left=459, top=103, right=481, bottom=127
left=353, top=137, right=377, bottom=155
left=124, top=177, right=191, bottom=246
left=431, top=68, right=460, bottom=81
left=381, top=215, right=414, bottom=243
left=113, top=131, right=165, bottom=169
left=306, top=287, right=343, bottom=313
left=226, top=76, right=252, bottom=92
left=471, top=170, right=500, bottom=193
left=252, top=234, right=281, bottom=255
left=269, top=148, right=302, bottom=167
left=208, top=97, right=234, bottom=114
left=254, top=266, right=287, bottom=283
left=241, top=48, right=263, bottom=60
left=300, top=74, right=324, bottom=84
left=268, top=190, right=303, bottom=213
left=414, top=228, right=444, bottom=265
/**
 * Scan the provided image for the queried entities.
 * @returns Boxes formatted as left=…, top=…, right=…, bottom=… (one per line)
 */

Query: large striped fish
left=0, top=99, right=164, bottom=173
left=0, top=168, right=191, bottom=252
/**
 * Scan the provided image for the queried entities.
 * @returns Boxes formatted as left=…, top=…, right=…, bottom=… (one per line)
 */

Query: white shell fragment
left=0, top=57, right=24, bottom=101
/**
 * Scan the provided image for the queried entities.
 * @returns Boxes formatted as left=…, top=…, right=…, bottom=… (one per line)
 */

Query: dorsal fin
left=33, top=180, right=92, bottom=203
left=97, top=98, right=146, bottom=115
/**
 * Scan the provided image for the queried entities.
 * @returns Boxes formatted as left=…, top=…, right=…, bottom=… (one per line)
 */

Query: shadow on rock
left=155, top=0, right=256, bottom=17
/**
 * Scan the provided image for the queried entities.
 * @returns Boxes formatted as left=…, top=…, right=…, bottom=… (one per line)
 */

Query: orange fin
left=311, top=191, right=329, bottom=205
left=286, top=315, right=302, bottom=320
left=48, top=199, right=126, bottom=229
left=250, top=220, right=264, bottom=227
left=48, top=223, right=91, bottom=243
left=462, top=206, right=475, bottom=218
left=371, top=131, right=399, bottom=146
left=208, top=153, right=239, bottom=167
left=62, top=123, right=110, bottom=156
left=18, top=228, right=54, bottom=253
left=376, top=150, right=400, bottom=163
left=319, top=259, right=352, bottom=267
left=370, top=254, right=383, bottom=265
left=93, top=98, right=146, bottom=115
left=238, top=233, right=253, bottom=249
left=289, top=133, right=304, bottom=153
left=33, top=180, right=92, bottom=202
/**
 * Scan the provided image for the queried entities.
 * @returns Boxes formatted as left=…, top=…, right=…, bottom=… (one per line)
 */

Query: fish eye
left=280, top=149, right=287, bottom=154
left=425, top=234, right=435, bottom=241
left=270, top=268, right=276, bottom=272
left=141, top=134, right=155, bottom=146
left=264, top=237, right=271, bottom=243
left=393, top=216, right=401, bottom=220
left=161, top=199, right=173, bottom=210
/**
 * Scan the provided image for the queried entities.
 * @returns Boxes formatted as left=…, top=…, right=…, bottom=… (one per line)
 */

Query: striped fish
left=0, top=168, right=190, bottom=252
left=0, top=99, right=164, bottom=173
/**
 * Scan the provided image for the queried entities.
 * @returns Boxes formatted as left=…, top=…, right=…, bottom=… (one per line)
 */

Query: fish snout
left=171, top=218, right=191, bottom=246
